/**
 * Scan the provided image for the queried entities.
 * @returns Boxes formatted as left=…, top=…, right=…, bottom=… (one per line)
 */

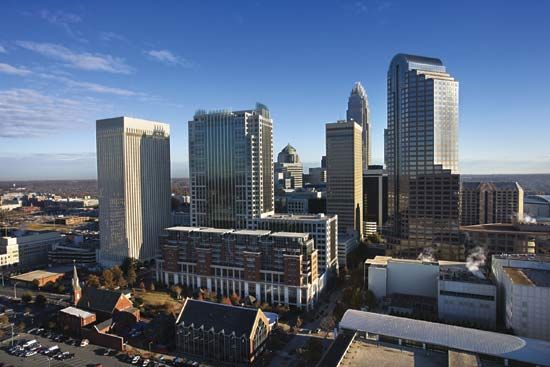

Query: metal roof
left=60, top=306, right=95, bottom=319
left=340, top=310, right=550, bottom=366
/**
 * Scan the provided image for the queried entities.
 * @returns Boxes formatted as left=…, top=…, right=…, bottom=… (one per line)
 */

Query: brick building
left=175, top=299, right=270, bottom=365
left=156, top=227, right=320, bottom=309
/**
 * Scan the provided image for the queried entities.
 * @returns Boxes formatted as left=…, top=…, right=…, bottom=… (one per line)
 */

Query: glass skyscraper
left=384, top=54, right=461, bottom=260
left=189, top=103, right=274, bottom=229
left=347, top=81, right=372, bottom=171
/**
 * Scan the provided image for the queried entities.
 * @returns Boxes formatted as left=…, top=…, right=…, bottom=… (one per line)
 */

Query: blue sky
left=0, top=0, right=549, bottom=180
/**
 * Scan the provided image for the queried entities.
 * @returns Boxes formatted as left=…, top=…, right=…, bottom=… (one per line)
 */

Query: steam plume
left=466, top=246, right=486, bottom=279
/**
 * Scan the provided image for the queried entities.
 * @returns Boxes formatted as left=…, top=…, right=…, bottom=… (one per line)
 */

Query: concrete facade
left=96, top=116, right=171, bottom=265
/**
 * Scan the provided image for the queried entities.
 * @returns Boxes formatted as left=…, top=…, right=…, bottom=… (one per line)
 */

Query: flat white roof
left=270, top=231, right=309, bottom=238
left=60, top=306, right=94, bottom=319
left=340, top=310, right=550, bottom=366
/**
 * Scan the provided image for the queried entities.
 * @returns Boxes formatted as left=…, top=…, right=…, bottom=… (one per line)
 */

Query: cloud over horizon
left=16, top=41, right=133, bottom=74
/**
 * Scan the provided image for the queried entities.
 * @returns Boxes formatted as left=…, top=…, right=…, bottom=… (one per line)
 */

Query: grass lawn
left=134, top=290, right=184, bottom=309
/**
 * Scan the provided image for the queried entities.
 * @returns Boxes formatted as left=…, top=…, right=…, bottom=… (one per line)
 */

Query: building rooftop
left=260, top=213, right=334, bottom=221
left=270, top=231, right=309, bottom=239
left=11, top=270, right=63, bottom=283
left=493, top=253, right=550, bottom=263
left=461, top=181, right=521, bottom=191
left=340, top=310, right=550, bottom=366
left=60, top=306, right=95, bottom=319
left=77, top=287, right=125, bottom=314
left=461, top=223, right=550, bottom=235
left=503, top=267, right=550, bottom=287
left=176, top=299, right=261, bottom=338
left=232, top=229, right=271, bottom=236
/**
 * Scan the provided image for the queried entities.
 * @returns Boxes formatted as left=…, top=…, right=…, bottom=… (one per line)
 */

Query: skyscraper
left=189, top=103, right=274, bottom=229
left=96, top=117, right=171, bottom=265
left=461, top=182, right=524, bottom=225
left=363, top=165, right=388, bottom=234
left=385, top=54, right=461, bottom=260
left=326, top=120, right=363, bottom=238
left=347, top=81, right=372, bottom=171
left=274, top=143, right=303, bottom=189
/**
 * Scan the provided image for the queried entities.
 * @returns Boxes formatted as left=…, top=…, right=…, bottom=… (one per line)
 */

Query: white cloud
left=0, top=45, right=6, bottom=53
left=40, top=74, right=139, bottom=96
left=145, top=49, right=192, bottom=67
left=99, top=31, right=126, bottom=42
left=0, top=63, right=32, bottom=76
left=16, top=41, right=133, bottom=74
left=0, top=88, right=103, bottom=138
left=40, top=10, right=86, bottom=42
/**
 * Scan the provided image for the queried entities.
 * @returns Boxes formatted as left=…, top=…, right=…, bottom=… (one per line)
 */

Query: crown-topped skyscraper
left=347, top=81, right=372, bottom=172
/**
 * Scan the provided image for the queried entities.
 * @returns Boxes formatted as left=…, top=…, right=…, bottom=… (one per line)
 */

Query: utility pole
left=10, top=323, right=14, bottom=346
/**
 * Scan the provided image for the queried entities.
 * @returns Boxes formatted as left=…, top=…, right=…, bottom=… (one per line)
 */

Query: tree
left=320, top=315, right=336, bottom=332
left=221, top=296, right=232, bottom=305
left=139, top=281, right=146, bottom=291
left=111, top=266, right=126, bottom=287
left=34, top=294, right=47, bottom=307
left=170, top=285, right=182, bottom=299
left=102, top=269, right=115, bottom=289
left=21, top=292, right=32, bottom=304
left=148, top=282, right=156, bottom=292
left=229, top=291, right=241, bottom=305
left=303, top=338, right=324, bottom=365
left=32, top=279, right=41, bottom=289
left=87, top=274, right=101, bottom=288
left=295, top=316, right=303, bottom=329
left=0, top=314, right=9, bottom=325
left=126, top=266, right=137, bottom=287
left=121, top=257, right=138, bottom=275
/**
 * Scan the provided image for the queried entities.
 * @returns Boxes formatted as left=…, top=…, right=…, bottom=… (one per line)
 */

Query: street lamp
left=10, top=322, right=14, bottom=346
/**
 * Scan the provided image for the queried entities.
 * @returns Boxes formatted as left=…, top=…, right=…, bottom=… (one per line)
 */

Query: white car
left=25, top=350, right=37, bottom=357
left=80, top=339, right=89, bottom=347
left=131, top=356, right=141, bottom=364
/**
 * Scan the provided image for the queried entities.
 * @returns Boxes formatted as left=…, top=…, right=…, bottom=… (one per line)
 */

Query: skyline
left=1, top=0, right=550, bottom=180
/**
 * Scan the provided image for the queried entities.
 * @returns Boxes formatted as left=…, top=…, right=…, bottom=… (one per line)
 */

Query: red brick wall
left=283, top=255, right=302, bottom=286
left=82, top=327, right=124, bottom=351
left=243, top=252, right=261, bottom=281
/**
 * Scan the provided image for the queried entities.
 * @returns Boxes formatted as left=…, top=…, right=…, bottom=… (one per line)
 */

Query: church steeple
left=71, top=261, right=82, bottom=306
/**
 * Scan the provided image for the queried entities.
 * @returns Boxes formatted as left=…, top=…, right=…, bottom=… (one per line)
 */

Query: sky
left=0, top=0, right=549, bottom=180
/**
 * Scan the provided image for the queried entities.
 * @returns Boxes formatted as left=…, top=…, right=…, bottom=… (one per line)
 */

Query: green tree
left=34, top=294, right=47, bottom=306
left=148, top=282, right=155, bottom=292
left=86, top=274, right=101, bottom=288
left=21, top=292, right=32, bottom=304
left=0, top=314, right=9, bottom=325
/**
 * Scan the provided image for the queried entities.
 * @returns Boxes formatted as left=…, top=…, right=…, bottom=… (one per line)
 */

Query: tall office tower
left=461, top=182, right=524, bottom=225
left=363, top=165, right=388, bottom=235
left=326, top=120, right=363, bottom=238
left=96, top=117, right=171, bottom=265
left=274, top=144, right=303, bottom=189
left=189, top=103, right=274, bottom=229
left=347, top=81, right=372, bottom=171
left=385, top=54, right=461, bottom=260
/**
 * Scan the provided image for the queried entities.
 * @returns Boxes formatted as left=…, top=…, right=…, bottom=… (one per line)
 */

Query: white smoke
left=523, top=214, right=537, bottom=224
left=417, top=247, right=436, bottom=262
left=466, top=246, right=486, bottom=279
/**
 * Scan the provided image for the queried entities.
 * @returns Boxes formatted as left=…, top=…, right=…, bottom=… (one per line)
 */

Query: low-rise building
left=438, top=266, right=497, bottom=329
left=11, top=269, right=64, bottom=288
left=365, top=256, right=497, bottom=328
left=156, top=227, right=320, bottom=309
left=492, top=254, right=550, bottom=341
left=175, top=298, right=270, bottom=365
left=332, top=310, right=550, bottom=367
left=48, top=244, right=97, bottom=265
left=461, top=222, right=550, bottom=256
left=0, top=231, right=63, bottom=270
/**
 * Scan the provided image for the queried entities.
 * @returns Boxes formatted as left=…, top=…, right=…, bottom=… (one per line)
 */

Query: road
left=268, top=288, right=342, bottom=367
left=1, top=332, right=129, bottom=367
left=0, top=285, right=70, bottom=306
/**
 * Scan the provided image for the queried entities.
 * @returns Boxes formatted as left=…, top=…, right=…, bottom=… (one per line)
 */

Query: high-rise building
left=347, top=82, right=372, bottom=171
left=363, top=165, right=388, bottom=234
left=189, top=104, right=274, bottom=229
left=385, top=54, right=461, bottom=260
left=461, top=182, right=524, bottom=225
left=96, top=117, right=171, bottom=265
left=274, top=143, right=303, bottom=189
left=326, top=120, right=363, bottom=238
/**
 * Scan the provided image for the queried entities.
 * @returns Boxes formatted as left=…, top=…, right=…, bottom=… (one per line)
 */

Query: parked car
left=80, top=338, right=89, bottom=347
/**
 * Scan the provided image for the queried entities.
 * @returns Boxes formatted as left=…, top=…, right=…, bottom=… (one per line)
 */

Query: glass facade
left=347, top=82, right=372, bottom=171
left=189, top=104, right=274, bottom=229
left=384, top=54, right=462, bottom=260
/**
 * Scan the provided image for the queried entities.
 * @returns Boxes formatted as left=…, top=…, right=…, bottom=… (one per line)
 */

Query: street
left=268, top=288, right=342, bottom=367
